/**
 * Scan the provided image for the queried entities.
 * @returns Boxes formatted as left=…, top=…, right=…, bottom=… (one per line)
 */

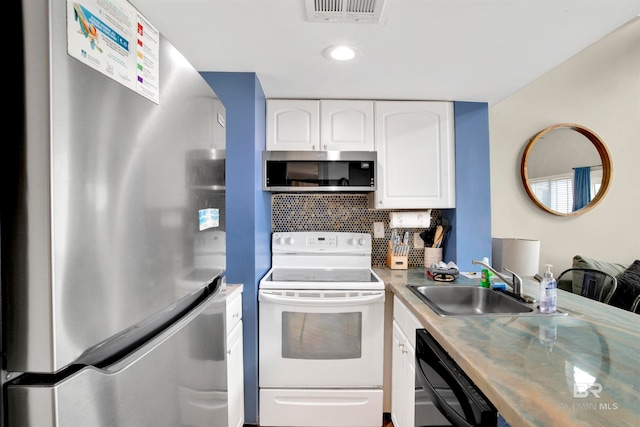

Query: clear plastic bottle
left=539, top=264, right=557, bottom=314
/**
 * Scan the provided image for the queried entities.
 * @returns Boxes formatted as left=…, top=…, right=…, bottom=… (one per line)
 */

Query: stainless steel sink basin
left=407, top=285, right=559, bottom=317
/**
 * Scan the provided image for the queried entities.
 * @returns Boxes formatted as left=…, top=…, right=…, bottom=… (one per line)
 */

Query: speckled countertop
left=374, top=267, right=640, bottom=427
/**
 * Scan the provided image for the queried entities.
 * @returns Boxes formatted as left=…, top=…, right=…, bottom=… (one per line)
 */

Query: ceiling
left=130, top=0, right=640, bottom=105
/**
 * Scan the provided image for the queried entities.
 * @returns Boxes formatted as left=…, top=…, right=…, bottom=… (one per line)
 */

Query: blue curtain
left=573, top=166, right=591, bottom=211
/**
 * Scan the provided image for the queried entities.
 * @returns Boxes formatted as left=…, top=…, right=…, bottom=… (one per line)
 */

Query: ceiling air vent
left=305, top=0, right=387, bottom=23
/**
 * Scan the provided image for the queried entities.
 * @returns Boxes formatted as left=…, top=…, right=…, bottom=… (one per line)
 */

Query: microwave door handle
left=415, top=357, right=475, bottom=427
left=258, top=292, right=384, bottom=306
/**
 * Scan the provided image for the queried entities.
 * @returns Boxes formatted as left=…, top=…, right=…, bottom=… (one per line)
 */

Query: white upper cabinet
left=266, top=100, right=374, bottom=151
left=370, top=101, right=455, bottom=209
left=267, top=100, right=320, bottom=151
left=320, top=100, right=374, bottom=151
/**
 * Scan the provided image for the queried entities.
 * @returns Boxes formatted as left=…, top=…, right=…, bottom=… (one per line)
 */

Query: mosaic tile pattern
left=272, top=194, right=441, bottom=267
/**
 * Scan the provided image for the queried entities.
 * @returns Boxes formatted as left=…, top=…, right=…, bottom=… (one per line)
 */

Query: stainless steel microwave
left=263, top=151, right=376, bottom=192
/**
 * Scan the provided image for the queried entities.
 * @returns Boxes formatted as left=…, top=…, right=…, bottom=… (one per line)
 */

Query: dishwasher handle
left=258, top=291, right=384, bottom=307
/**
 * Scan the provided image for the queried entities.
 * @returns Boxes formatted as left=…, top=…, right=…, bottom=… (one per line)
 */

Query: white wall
left=489, top=17, right=640, bottom=276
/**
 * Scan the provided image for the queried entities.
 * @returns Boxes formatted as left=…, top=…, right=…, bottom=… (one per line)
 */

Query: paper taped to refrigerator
left=66, top=0, right=160, bottom=103
left=199, top=208, right=220, bottom=230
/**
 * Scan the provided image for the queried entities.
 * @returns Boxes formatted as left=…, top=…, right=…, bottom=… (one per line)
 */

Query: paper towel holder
left=388, top=210, right=432, bottom=229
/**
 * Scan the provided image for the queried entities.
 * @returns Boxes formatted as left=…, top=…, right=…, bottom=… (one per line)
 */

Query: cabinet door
left=391, top=321, right=405, bottom=427
left=320, top=100, right=374, bottom=151
left=372, top=101, right=455, bottom=209
left=266, top=100, right=320, bottom=150
left=227, top=320, right=244, bottom=427
left=404, top=340, right=416, bottom=427
left=392, top=320, right=417, bottom=427
left=393, top=296, right=421, bottom=427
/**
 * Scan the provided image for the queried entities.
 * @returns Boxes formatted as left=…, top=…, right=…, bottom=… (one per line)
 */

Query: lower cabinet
left=391, top=296, right=422, bottom=427
left=226, top=286, right=244, bottom=427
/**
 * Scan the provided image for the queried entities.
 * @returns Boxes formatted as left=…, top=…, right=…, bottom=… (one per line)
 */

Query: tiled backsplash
left=271, top=194, right=440, bottom=267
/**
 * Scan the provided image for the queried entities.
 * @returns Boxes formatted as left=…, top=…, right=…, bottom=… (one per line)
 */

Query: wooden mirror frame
left=521, top=123, right=613, bottom=217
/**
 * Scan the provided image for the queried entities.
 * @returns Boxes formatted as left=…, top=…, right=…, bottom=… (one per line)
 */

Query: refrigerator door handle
left=101, top=285, right=224, bottom=374
left=69, top=274, right=225, bottom=372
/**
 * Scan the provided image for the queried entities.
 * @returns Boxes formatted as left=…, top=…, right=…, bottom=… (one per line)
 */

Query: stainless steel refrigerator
left=2, top=0, right=228, bottom=425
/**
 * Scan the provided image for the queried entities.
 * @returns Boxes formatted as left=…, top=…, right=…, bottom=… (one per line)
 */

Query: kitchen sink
left=407, top=285, right=564, bottom=317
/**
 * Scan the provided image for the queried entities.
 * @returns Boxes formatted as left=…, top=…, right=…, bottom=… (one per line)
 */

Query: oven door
left=258, top=289, right=385, bottom=387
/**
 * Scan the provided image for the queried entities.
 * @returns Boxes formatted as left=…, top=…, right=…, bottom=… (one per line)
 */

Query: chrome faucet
left=472, top=259, right=526, bottom=301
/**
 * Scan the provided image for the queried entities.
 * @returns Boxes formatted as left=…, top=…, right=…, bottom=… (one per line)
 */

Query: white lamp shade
left=492, top=238, right=540, bottom=276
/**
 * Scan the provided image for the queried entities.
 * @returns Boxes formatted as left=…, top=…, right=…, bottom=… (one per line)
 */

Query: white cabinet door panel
left=226, top=287, right=244, bottom=427
left=267, top=100, right=320, bottom=150
left=227, top=321, right=244, bottom=427
left=320, top=100, right=374, bottom=151
left=267, top=100, right=374, bottom=151
left=392, top=297, right=420, bottom=427
left=372, top=101, right=455, bottom=209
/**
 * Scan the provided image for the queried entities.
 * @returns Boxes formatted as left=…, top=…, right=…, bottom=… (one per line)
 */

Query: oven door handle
left=259, top=292, right=384, bottom=306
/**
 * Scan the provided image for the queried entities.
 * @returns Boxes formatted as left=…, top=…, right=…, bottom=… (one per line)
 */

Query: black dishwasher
left=415, top=329, right=498, bottom=427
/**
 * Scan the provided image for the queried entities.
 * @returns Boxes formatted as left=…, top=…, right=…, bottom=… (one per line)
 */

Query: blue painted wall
left=442, top=102, right=492, bottom=271
left=200, top=72, right=271, bottom=425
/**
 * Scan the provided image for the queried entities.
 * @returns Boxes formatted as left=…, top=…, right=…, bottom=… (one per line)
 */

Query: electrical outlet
left=373, top=222, right=385, bottom=238
left=413, top=232, right=424, bottom=248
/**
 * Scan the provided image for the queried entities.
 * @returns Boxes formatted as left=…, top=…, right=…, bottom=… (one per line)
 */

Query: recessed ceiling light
left=324, top=45, right=361, bottom=61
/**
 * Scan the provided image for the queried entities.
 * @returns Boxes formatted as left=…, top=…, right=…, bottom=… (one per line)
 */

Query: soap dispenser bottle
left=539, top=264, right=557, bottom=314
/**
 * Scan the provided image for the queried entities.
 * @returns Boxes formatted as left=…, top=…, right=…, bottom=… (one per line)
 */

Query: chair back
left=557, top=268, right=618, bottom=304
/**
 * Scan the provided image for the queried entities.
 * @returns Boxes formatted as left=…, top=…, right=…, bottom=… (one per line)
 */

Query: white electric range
left=258, top=231, right=385, bottom=427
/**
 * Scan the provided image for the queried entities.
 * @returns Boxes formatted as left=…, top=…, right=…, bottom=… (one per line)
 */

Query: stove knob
left=358, top=238, right=367, bottom=246
left=275, top=237, right=285, bottom=245
left=348, top=238, right=356, bottom=245
left=286, top=237, right=295, bottom=245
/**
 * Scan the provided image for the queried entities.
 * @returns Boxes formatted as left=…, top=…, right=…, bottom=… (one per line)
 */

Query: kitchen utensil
left=420, top=227, right=436, bottom=247
left=432, top=225, right=444, bottom=248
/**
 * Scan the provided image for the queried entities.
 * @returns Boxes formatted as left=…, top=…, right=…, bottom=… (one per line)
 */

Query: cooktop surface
left=260, top=267, right=384, bottom=290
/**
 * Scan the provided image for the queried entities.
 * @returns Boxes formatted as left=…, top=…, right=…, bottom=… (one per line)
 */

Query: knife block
left=386, top=240, right=408, bottom=270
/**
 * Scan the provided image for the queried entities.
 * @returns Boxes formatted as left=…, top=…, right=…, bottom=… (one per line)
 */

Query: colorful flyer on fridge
left=66, top=0, right=160, bottom=104
left=199, top=208, right=220, bottom=231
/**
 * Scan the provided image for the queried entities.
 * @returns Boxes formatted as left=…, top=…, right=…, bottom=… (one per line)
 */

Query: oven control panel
left=272, top=232, right=371, bottom=254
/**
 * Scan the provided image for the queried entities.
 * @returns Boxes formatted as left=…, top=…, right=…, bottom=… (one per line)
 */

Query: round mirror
left=521, top=123, right=613, bottom=216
